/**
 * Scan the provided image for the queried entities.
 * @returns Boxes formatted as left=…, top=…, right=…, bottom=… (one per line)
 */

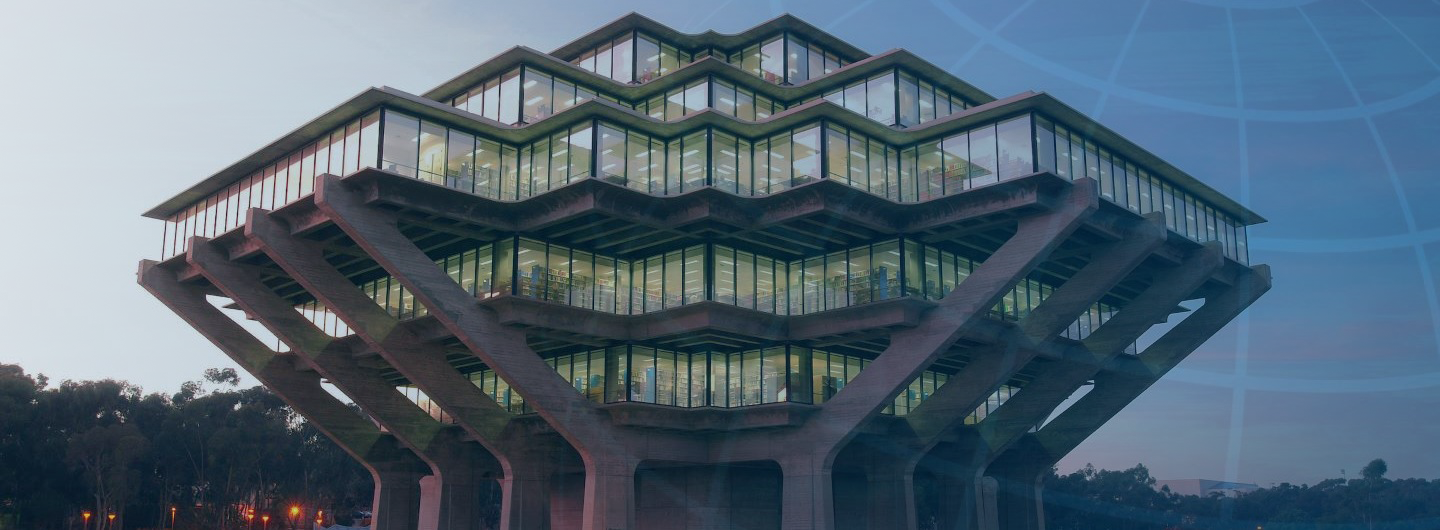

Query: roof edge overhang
left=421, top=47, right=994, bottom=113
left=549, top=13, right=870, bottom=65
left=145, top=86, right=1263, bottom=225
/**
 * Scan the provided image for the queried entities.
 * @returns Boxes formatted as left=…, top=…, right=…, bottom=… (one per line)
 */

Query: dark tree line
left=0, top=363, right=371, bottom=530
left=1044, top=460, right=1440, bottom=530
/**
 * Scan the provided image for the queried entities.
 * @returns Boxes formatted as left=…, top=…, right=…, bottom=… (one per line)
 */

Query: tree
left=1362, top=458, right=1388, bottom=481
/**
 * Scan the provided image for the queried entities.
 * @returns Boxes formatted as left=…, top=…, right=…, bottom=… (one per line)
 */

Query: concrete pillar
left=581, top=457, right=637, bottom=530
left=138, top=260, right=427, bottom=530
left=500, top=466, right=551, bottom=530
left=779, top=455, right=835, bottom=530
left=184, top=238, right=492, bottom=530
left=865, top=459, right=917, bottom=530
left=375, top=467, right=427, bottom=530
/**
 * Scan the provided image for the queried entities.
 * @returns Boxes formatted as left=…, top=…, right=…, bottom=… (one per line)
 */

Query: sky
left=1, top=0, right=1437, bottom=488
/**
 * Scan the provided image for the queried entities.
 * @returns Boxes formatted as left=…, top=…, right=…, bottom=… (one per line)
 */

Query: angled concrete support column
left=963, top=244, right=1225, bottom=530
left=906, top=214, right=1167, bottom=446
left=312, top=175, right=641, bottom=530
left=764, top=180, right=1096, bottom=530
left=185, top=239, right=492, bottom=530
left=967, top=264, right=1270, bottom=530
left=1029, top=265, right=1273, bottom=464
left=138, top=261, right=426, bottom=530
left=245, top=211, right=544, bottom=529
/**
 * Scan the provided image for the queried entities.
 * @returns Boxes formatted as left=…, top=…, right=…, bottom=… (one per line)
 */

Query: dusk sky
left=2, top=0, right=1437, bottom=489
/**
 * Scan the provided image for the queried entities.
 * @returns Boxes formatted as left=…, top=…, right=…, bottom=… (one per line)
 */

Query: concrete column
left=864, top=453, right=918, bottom=530
left=246, top=211, right=533, bottom=528
left=312, top=174, right=676, bottom=530
left=500, top=465, right=551, bottom=530
left=184, top=239, right=490, bottom=530
left=581, top=457, right=637, bottom=530
left=905, top=214, right=1166, bottom=446
left=985, top=438, right=1049, bottom=530
left=1030, top=266, right=1272, bottom=463
left=374, top=466, right=427, bottom=530
left=779, top=455, right=835, bottom=530
left=138, top=260, right=426, bottom=530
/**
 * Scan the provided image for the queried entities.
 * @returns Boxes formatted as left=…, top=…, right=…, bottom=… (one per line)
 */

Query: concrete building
left=1155, top=479, right=1260, bottom=498
left=138, top=13, right=1269, bottom=530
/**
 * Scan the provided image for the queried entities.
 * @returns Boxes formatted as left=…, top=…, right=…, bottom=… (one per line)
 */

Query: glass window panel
left=522, top=70, right=552, bottom=123
left=684, top=246, right=705, bottom=304
left=996, top=115, right=1034, bottom=180
left=918, top=80, right=936, bottom=123
left=595, top=124, right=627, bottom=183
left=554, top=79, right=577, bottom=112
left=714, top=81, right=737, bottom=116
left=342, top=121, right=361, bottom=176
left=843, top=81, right=866, bottom=115
left=659, top=44, right=679, bottom=76
left=446, top=130, right=475, bottom=193
left=825, top=125, right=848, bottom=182
left=808, top=45, right=824, bottom=81
left=968, top=125, right=999, bottom=186
left=568, top=125, right=592, bottom=180
left=713, top=131, right=738, bottom=193
left=848, top=132, right=867, bottom=189
left=898, top=72, right=920, bottom=127
left=788, top=37, right=808, bottom=83
left=735, top=88, right=755, bottom=121
left=666, top=88, right=686, bottom=119
left=867, top=73, right=895, bottom=125
left=792, top=125, right=820, bottom=184
left=768, top=131, right=791, bottom=190
left=637, top=35, right=660, bottom=82
left=481, top=79, right=501, bottom=121
left=918, top=141, right=943, bottom=200
left=498, top=70, right=520, bottom=125
left=684, top=81, right=707, bottom=114
left=941, top=133, right=968, bottom=195
left=760, top=37, right=784, bottom=82
left=416, top=121, right=446, bottom=185
left=613, top=35, right=634, bottom=83
left=682, top=130, right=707, bottom=191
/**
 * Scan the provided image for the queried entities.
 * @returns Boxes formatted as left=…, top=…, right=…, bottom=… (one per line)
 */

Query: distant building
left=138, top=12, right=1270, bottom=530
left=1157, top=479, right=1260, bottom=498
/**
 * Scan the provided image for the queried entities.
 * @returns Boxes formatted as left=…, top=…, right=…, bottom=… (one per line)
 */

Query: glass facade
left=452, top=67, right=625, bottom=126
left=453, top=341, right=1018, bottom=423
left=727, top=33, right=849, bottom=84
left=291, top=233, right=1125, bottom=353
left=163, top=109, right=1251, bottom=268
left=573, top=31, right=693, bottom=84
left=1034, top=115, right=1249, bottom=263
left=160, top=111, right=380, bottom=260
left=817, top=69, right=972, bottom=128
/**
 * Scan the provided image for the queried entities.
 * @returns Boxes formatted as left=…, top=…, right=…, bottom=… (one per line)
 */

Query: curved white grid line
left=927, top=0, right=1440, bottom=123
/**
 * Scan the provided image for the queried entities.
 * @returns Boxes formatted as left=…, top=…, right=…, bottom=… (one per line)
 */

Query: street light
left=106, top=514, right=115, bottom=529
left=261, top=514, right=270, bottom=530
left=82, top=511, right=91, bottom=530
left=288, top=505, right=300, bottom=530
left=170, top=506, right=176, bottom=529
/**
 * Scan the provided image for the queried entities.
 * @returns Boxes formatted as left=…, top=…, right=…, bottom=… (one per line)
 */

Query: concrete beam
left=246, top=211, right=551, bottom=529
left=185, top=239, right=493, bottom=530
left=1031, top=265, right=1272, bottom=463
left=138, top=260, right=427, bottom=530
left=313, top=174, right=669, bottom=530
left=904, top=214, right=1167, bottom=445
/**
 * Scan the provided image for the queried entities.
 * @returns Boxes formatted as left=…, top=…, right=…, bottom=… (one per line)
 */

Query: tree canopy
left=0, top=363, right=371, bottom=530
